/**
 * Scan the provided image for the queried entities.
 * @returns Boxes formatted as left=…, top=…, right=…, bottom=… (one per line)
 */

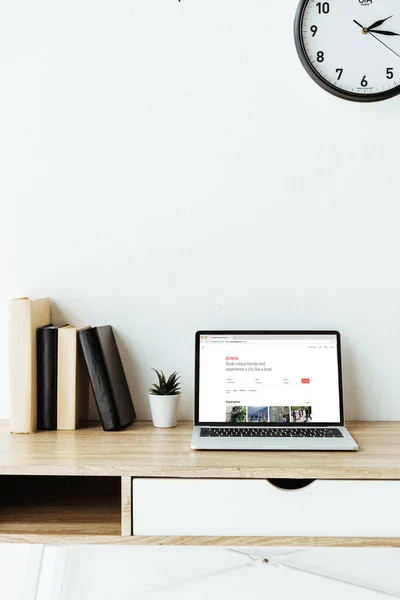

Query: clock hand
left=369, top=29, right=400, bottom=36
left=353, top=18, right=400, bottom=55
left=353, top=16, right=397, bottom=35
left=368, top=30, right=400, bottom=58
left=367, top=15, right=393, bottom=30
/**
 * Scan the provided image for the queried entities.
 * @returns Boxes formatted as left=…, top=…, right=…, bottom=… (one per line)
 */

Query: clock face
left=294, top=0, right=400, bottom=101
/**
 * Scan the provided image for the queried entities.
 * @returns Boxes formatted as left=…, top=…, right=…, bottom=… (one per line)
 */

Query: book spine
left=78, top=328, right=119, bottom=431
left=37, top=327, right=58, bottom=430
left=96, top=326, right=136, bottom=429
left=57, top=328, right=77, bottom=430
left=9, top=300, right=33, bottom=433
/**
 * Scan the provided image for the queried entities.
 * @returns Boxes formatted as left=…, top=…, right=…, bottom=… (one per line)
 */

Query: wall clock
left=294, top=0, right=400, bottom=101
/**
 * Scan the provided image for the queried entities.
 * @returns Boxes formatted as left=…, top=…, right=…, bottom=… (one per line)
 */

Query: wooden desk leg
left=121, top=477, right=132, bottom=536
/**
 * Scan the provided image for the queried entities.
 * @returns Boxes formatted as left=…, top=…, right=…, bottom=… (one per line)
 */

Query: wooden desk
left=0, top=421, right=399, bottom=547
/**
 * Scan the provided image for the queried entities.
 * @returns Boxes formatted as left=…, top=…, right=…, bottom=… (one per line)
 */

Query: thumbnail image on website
left=198, top=334, right=341, bottom=424
left=226, top=404, right=312, bottom=424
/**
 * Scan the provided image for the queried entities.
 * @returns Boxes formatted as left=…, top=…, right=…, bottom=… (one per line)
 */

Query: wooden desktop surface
left=0, top=421, right=399, bottom=479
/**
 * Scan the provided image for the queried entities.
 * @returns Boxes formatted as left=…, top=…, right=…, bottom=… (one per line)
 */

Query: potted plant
left=148, top=369, right=181, bottom=428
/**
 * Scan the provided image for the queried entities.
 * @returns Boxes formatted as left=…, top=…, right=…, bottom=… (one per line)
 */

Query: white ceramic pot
left=149, top=394, right=180, bottom=428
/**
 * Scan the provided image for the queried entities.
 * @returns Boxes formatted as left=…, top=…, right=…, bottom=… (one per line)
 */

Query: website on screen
left=198, top=334, right=341, bottom=424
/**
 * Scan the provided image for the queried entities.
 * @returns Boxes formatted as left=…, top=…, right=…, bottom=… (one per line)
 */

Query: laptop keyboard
left=200, top=427, right=343, bottom=438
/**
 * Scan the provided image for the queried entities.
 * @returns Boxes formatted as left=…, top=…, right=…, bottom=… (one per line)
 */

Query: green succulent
left=149, top=369, right=181, bottom=396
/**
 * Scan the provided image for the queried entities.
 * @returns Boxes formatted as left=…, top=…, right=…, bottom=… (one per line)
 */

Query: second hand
left=368, top=30, right=400, bottom=58
left=353, top=19, right=366, bottom=30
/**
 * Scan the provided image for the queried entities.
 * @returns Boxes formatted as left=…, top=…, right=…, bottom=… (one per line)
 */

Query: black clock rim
left=294, top=0, right=400, bottom=102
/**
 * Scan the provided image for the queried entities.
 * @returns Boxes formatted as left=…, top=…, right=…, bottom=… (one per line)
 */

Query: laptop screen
left=196, top=332, right=343, bottom=426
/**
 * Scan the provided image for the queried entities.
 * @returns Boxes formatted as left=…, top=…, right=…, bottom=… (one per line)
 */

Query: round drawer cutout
left=267, top=478, right=315, bottom=491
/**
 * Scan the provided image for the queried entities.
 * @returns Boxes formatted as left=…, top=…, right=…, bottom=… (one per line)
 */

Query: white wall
left=0, top=0, right=399, bottom=422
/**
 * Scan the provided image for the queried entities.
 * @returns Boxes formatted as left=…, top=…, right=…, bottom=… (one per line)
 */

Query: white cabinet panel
left=59, top=546, right=249, bottom=600
left=0, top=544, right=43, bottom=600
left=133, top=478, right=400, bottom=537
left=280, top=548, right=400, bottom=597
left=56, top=546, right=398, bottom=600
left=137, top=557, right=387, bottom=600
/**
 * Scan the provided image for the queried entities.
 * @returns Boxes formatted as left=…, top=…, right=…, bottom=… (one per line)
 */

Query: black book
left=78, top=326, right=136, bottom=431
left=37, top=325, right=58, bottom=430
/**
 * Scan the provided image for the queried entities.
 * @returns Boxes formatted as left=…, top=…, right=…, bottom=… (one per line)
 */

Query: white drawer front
left=132, top=479, right=400, bottom=537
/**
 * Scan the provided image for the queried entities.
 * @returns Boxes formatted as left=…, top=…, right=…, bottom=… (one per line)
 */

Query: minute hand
left=369, top=29, right=400, bottom=36
left=368, top=16, right=393, bottom=30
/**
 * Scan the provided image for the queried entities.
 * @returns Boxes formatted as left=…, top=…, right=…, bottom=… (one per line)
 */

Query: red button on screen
left=301, top=378, right=310, bottom=384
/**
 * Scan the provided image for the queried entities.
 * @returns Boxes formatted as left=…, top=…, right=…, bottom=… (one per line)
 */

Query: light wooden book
left=9, top=297, right=51, bottom=433
left=57, top=325, right=90, bottom=430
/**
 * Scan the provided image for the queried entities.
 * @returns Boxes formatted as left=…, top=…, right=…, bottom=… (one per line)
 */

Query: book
left=57, top=325, right=90, bottom=430
left=78, top=326, right=136, bottom=431
left=37, top=325, right=60, bottom=430
left=9, top=297, right=51, bottom=433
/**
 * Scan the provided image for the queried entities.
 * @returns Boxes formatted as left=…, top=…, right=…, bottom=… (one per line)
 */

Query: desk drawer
left=132, top=479, right=400, bottom=537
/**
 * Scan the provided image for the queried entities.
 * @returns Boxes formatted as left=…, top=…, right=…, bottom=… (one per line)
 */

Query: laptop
left=191, top=331, right=358, bottom=451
